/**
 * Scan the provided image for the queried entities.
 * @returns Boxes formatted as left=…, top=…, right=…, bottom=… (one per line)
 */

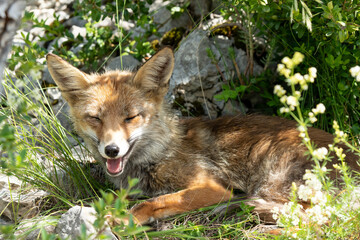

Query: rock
left=30, top=9, right=56, bottom=26
left=63, top=16, right=87, bottom=28
left=93, top=16, right=115, bottom=29
left=0, top=173, right=49, bottom=221
left=71, top=144, right=96, bottom=163
left=46, top=87, right=61, bottom=101
left=150, top=0, right=192, bottom=35
left=70, top=25, right=86, bottom=38
left=106, top=54, right=140, bottom=71
left=189, top=0, right=212, bottom=20
left=222, top=99, right=247, bottom=116
left=169, top=29, right=216, bottom=94
left=50, top=98, right=73, bottom=136
left=48, top=36, right=69, bottom=51
left=55, top=206, right=117, bottom=240
left=169, top=28, right=263, bottom=116
left=15, top=216, right=56, bottom=240
left=41, top=66, right=55, bottom=85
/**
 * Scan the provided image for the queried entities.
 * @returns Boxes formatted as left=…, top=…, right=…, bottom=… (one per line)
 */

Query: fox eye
left=124, top=114, right=139, bottom=123
left=87, top=115, right=101, bottom=123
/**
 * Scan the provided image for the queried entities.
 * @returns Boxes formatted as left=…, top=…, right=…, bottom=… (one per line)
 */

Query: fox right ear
left=131, top=47, right=174, bottom=98
left=46, top=53, right=91, bottom=102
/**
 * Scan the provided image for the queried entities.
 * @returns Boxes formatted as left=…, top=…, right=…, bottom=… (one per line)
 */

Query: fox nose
left=105, top=144, right=120, bottom=158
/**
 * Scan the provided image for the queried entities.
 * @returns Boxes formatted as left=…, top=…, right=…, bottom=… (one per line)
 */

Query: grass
left=1, top=1, right=360, bottom=239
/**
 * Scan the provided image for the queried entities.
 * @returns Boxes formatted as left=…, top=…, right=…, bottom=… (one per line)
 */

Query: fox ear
left=132, top=47, right=174, bottom=97
left=46, top=53, right=91, bottom=102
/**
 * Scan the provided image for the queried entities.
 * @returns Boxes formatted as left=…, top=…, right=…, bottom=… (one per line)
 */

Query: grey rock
left=46, top=87, right=61, bottom=101
left=29, top=27, right=45, bottom=38
left=30, top=9, right=56, bottom=26
left=106, top=55, right=140, bottom=71
left=70, top=25, right=86, bottom=38
left=42, top=66, right=55, bottom=85
left=56, top=206, right=117, bottom=240
left=15, top=217, right=56, bottom=240
left=0, top=173, right=49, bottom=221
left=169, top=29, right=216, bottom=94
left=93, top=16, right=115, bottom=29
left=150, top=0, right=192, bottom=35
left=222, top=99, right=247, bottom=116
left=190, top=0, right=212, bottom=20
left=51, top=98, right=73, bottom=133
left=63, top=16, right=87, bottom=28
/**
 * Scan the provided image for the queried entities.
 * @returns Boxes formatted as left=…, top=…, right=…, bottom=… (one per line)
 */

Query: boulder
left=106, top=54, right=140, bottom=71
left=55, top=206, right=117, bottom=240
left=0, top=173, right=49, bottom=221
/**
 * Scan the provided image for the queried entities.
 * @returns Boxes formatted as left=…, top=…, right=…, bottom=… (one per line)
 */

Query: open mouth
left=104, top=141, right=137, bottom=177
left=106, top=157, right=127, bottom=176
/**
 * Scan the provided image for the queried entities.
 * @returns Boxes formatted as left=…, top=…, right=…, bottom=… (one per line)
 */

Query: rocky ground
left=1, top=0, right=270, bottom=239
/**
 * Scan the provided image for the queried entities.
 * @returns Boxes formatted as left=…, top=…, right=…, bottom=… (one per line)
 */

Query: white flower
left=306, top=205, right=329, bottom=225
left=309, top=67, right=317, bottom=78
left=303, top=170, right=322, bottom=191
left=282, top=57, right=293, bottom=69
left=311, top=190, right=327, bottom=205
left=271, top=207, right=280, bottom=220
left=294, top=90, right=301, bottom=98
left=308, top=112, right=317, bottom=123
left=350, top=66, right=360, bottom=80
left=334, top=147, right=346, bottom=159
left=277, top=63, right=285, bottom=72
left=292, top=52, right=304, bottom=65
left=298, top=184, right=312, bottom=201
left=286, top=96, right=299, bottom=107
left=274, top=85, right=286, bottom=97
left=315, top=103, right=326, bottom=114
left=297, top=125, right=307, bottom=132
left=280, top=107, right=290, bottom=113
left=312, top=147, right=328, bottom=161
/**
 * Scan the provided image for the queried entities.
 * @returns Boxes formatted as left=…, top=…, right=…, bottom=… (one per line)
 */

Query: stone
left=189, top=0, right=212, bottom=20
left=41, top=66, right=55, bottom=85
left=70, top=25, right=86, bottom=38
left=15, top=216, right=56, bottom=240
left=63, top=16, right=87, bottom=28
left=55, top=206, right=117, bottom=240
left=169, top=29, right=216, bottom=94
left=150, top=0, right=192, bottom=35
left=106, top=54, right=140, bottom=71
left=222, top=99, right=247, bottom=116
left=0, top=173, right=49, bottom=221
left=93, top=16, right=115, bottom=29
left=50, top=97, right=73, bottom=134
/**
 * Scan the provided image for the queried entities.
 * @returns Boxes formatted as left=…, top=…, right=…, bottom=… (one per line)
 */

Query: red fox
left=46, top=47, right=360, bottom=225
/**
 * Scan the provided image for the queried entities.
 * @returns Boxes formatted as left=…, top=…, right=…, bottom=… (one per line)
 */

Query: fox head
left=46, top=48, right=175, bottom=177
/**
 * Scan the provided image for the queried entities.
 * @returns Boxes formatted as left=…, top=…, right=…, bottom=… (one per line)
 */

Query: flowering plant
left=271, top=53, right=360, bottom=239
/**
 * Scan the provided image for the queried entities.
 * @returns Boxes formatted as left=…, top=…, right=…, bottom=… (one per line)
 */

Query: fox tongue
left=106, top=158, right=123, bottom=174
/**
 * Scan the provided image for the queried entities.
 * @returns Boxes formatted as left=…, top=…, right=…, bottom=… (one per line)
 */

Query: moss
left=161, top=27, right=186, bottom=48
left=210, top=24, right=240, bottom=38
left=151, top=39, right=160, bottom=51
left=210, top=24, right=246, bottom=50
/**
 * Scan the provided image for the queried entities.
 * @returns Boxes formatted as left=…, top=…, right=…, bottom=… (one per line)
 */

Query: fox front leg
left=129, top=179, right=233, bottom=225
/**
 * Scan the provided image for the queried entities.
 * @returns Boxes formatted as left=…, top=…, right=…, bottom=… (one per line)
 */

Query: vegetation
left=0, top=0, right=359, bottom=239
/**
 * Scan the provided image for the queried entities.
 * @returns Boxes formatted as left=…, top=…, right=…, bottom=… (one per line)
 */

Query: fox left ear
left=131, top=47, right=174, bottom=97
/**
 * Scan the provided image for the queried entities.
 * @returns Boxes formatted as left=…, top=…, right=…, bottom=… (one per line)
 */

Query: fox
left=46, top=47, right=360, bottom=225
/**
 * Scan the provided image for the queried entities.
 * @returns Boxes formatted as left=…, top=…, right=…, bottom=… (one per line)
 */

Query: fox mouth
left=106, top=157, right=128, bottom=176
left=104, top=141, right=137, bottom=177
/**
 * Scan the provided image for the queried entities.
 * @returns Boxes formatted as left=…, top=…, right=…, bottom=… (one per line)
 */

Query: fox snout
left=104, top=144, right=120, bottom=158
